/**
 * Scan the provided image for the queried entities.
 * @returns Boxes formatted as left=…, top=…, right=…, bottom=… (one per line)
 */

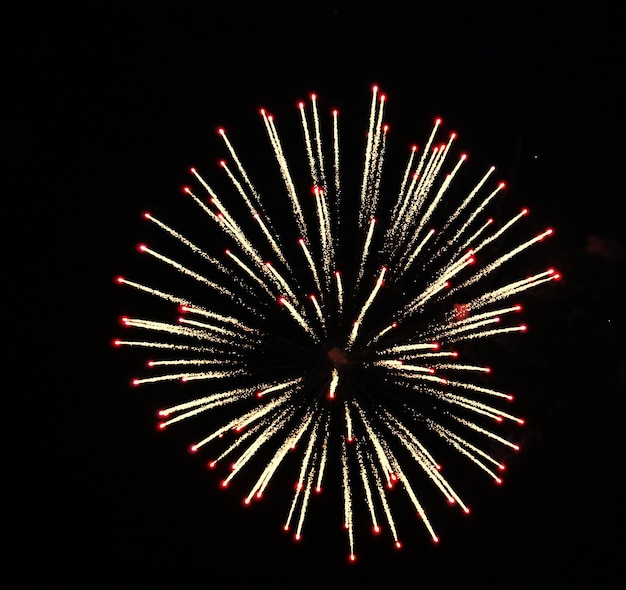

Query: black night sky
left=24, top=2, right=625, bottom=586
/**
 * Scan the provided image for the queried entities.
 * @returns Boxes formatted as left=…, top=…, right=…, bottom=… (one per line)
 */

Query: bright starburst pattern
left=114, top=86, right=559, bottom=561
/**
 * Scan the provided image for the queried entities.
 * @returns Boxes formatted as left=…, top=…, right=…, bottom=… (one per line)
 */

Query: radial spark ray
left=115, top=86, right=558, bottom=560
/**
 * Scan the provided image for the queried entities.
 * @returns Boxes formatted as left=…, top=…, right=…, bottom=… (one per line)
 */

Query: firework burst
left=114, top=86, right=559, bottom=561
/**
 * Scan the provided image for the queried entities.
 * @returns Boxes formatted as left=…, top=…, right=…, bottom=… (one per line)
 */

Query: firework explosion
left=114, top=86, right=559, bottom=561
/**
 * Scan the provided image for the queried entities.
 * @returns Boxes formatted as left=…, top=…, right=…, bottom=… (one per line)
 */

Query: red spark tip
left=298, top=237, right=304, bottom=245
left=514, top=304, right=522, bottom=311
left=463, top=506, right=471, bottom=514
left=157, top=409, right=169, bottom=417
left=506, top=394, right=514, bottom=401
left=298, top=101, right=304, bottom=108
left=137, top=243, right=147, bottom=252
left=451, top=351, right=458, bottom=357
left=310, top=92, right=317, bottom=100
left=219, top=159, right=226, bottom=167
left=460, top=152, right=467, bottom=160
left=309, top=294, right=316, bottom=300
left=467, top=256, right=475, bottom=265
left=217, top=127, right=225, bottom=135
left=380, top=93, right=386, bottom=102
left=513, top=444, right=520, bottom=451
left=143, top=211, right=151, bottom=219
left=243, top=497, right=251, bottom=506
left=432, top=342, right=440, bottom=349
left=392, top=321, right=398, bottom=328
left=373, top=525, right=381, bottom=534
left=268, top=115, right=273, bottom=122
left=344, top=522, right=349, bottom=530
left=520, top=324, right=528, bottom=331
left=256, top=390, right=263, bottom=398
left=372, top=84, right=379, bottom=91
left=432, top=536, right=440, bottom=544
left=294, top=534, right=302, bottom=542
left=208, top=460, right=217, bottom=469
left=146, top=360, right=155, bottom=368
left=435, top=117, right=442, bottom=125
left=334, top=270, right=341, bottom=277
left=349, top=554, right=357, bottom=563
left=264, top=261, right=272, bottom=267
left=435, top=464, right=442, bottom=471
left=220, top=480, right=229, bottom=488
left=450, top=132, right=457, bottom=140
left=157, top=422, right=166, bottom=430
left=394, top=541, right=402, bottom=550
left=283, top=524, right=290, bottom=532
left=347, top=436, right=354, bottom=443
left=256, top=491, right=263, bottom=499
left=188, top=444, right=198, bottom=453
left=553, top=272, right=562, bottom=280
left=278, top=296, right=286, bottom=305
left=183, top=186, right=191, bottom=194
left=487, top=218, right=494, bottom=224
left=495, top=477, right=503, bottom=485
left=447, top=497, right=455, bottom=504
left=411, top=144, right=418, bottom=151
left=115, top=276, right=124, bottom=284
left=112, top=339, right=122, bottom=347
left=498, top=181, right=507, bottom=189
left=332, top=109, right=338, bottom=116
left=383, top=123, right=389, bottom=132
left=315, top=486, right=322, bottom=494
left=521, top=207, right=529, bottom=215
left=546, top=227, right=554, bottom=235
left=120, top=316, right=130, bottom=326
left=485, top=367, right=492, bottom=373
left=518, top=418, right=526, bottom=425
left=495, top=416, right=504, bottom=423
left=498, top=464, right=506, bottom=471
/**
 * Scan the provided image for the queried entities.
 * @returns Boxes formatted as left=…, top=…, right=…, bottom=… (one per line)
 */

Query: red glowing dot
left=411, top=144, right=417, bottom=151
left=499, top=181, right=506, bottom=189
left=495, top=477, right=503, bottom=485
left=298, top=238, right=304, bottom=245
left=315, top=486, right=322, bottom=494
left=259, top=108, right=266, bottom=115
left=450, top=132, right=457, bottom=140
left=220, top=480, right=229, bottom=488
left=183, top=186, right=191, bottom=194
left=137, top=243, right=147, bottom=252
left=451, top=351, right=458, bottom=358
left=112, top=339, right=122, bottom=347
left=467, top=257, right=475, bottom=264
left=131, top=378, right=140, bottom=386
left=520, top=324, right=528, bottom=331
left=435, top=464, right=442, bottom=471
left=553, top=272, right=562, bottom=280
left=218, top=127, right=225, bottom=135
left=188, top=445, right=198, bottom=453
left=518, top=418, right=526, bottom=425
left=498, top=464, right=506, bottom=471
left=349, top=554, right=357, bottom=563
left=256, top=491, right=263, bottom=499
left=463, top=506, right=471, bottom=514
left=115, top=276, right=124, bottom=284
left=485, top=367, right=492, bottom=373
left=278, top=296, right=286, bottom=305
left=460, top=152, right=467, bottom=160
left=219, top=160, right=226, bottom=168
left=256, top=391, right=263, bottom=398
left=310, top=93, right=317, bottom=100
left=432, top=342, right=440, bottom=349
left=283, top=524, right=289, bottom=532
left=383, top=124, right=389, bottom=132
left=447, top=497, right=455, bottom=504
left=394, top=541, right=402, bottom=550
left=373, top=525, right=381, bottom=534
left=513, top=444, right=520, bottom=451
left=143, top=211, right=151, bottom=220
left=157, top=410, right=169, bottom=417
left=432, top=536, right=440, bottom=544
left=347, top=436, right=354, bottom=443
left=392, top=322, right=398, bottom=328
left=208, top=461, right=217, bottom=469
left=522, top=208, right=529, bottom=215
left=294, top=534, right=301, bottom=542
left=495, top=416, right=503, bottom=422
left=435, top=117, right=442, bottom=125
left=157, top=422, right=166, bottom=430
left=243, top=498, right=251, bottom=506
left=332, top=109, right=338, bottom=116
left=380, top=93, right=386, bottom=102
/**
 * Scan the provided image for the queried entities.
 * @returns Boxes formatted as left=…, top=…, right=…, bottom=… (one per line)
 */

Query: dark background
left=21, top=1, right=625, bottom=586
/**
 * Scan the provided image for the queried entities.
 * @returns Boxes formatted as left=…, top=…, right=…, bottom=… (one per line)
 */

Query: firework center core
left=327, top=347, right=348, bottom=366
